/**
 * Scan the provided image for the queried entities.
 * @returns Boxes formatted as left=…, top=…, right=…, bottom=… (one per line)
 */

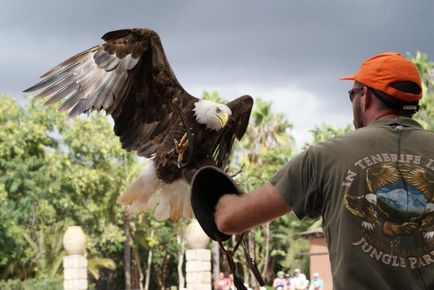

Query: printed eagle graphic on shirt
left=344, top=162, right=434, bottom=239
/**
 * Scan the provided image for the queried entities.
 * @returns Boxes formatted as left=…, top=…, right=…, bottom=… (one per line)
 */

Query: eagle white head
left=193, top=100, right=232, bottom=131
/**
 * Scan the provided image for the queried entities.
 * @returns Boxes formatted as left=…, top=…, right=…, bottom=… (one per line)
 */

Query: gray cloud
left=1, top=0, right=433, bottom=146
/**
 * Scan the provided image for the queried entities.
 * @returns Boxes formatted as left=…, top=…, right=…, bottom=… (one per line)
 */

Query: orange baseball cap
left=340, top=52, right=422, bottom=102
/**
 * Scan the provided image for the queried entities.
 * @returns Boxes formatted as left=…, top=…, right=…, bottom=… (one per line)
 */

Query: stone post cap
left=63, top=226, right=86, bottom=255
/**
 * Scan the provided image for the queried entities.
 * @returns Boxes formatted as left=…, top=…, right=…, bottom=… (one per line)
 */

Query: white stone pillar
left=63, top=226, right=88, bottom=290
left=185, top=249, right=211, bottom=290
left=184, top=220, right=211, bottom=290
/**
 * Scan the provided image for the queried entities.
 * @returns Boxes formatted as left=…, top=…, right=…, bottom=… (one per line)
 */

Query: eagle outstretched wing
left=24, top=28, right=197, bottom=158
left=212, top=95, right=253, bottom=168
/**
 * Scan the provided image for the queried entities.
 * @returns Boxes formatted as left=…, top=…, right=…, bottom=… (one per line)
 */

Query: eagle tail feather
left=154, top=193, right=171, bottom=221
left=154, top=179, right=190, bottom=220
left=117, top=163, right=159, bottom=212
left=117, top=162, right=191, bottom=220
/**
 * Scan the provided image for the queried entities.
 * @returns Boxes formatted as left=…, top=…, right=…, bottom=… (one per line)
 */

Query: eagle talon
left=224, top=164, right=245, bottom=178
left=174, top=133, right=189, bottom=167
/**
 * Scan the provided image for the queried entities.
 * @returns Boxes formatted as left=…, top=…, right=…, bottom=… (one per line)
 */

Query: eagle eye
left=216, top=107, right=222, bottom=113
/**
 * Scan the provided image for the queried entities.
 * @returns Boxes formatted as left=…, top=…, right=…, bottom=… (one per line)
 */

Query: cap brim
left=339, top=74, right=356, bottom=80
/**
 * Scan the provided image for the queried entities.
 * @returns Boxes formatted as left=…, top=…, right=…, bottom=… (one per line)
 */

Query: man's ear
left=362, top=87, right=371, bottom=110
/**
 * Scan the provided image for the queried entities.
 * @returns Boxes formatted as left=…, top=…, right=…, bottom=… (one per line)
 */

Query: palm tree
left=234, top=98, right=294, bottom=284
left=87, top=256, right=116, bottom=280
left=22, top=223, right=66, bottom=279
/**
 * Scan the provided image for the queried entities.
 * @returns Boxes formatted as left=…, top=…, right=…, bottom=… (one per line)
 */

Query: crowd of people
left=214, top=270, right=324, bottom=290
left=271, top=269, right=323, bottom=290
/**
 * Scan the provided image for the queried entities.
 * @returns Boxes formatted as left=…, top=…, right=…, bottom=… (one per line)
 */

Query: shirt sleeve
left=269, top=148, right=323, bottom=219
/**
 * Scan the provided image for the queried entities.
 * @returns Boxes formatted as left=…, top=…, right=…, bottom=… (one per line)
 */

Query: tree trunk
left=242, top=232, right=250, bottom=285
left=242, top=261, right=249, bottom=286
left=132, top=246, right=144, bottom=290
left=144, top=249, right=152, bottom=290
left=123, top=210, right=131, bottom=290
left=248, top=232, right=256, bottom=287
left=177, top=233, right=185, bottom=290
left=211, top=241, right=220, bottom=283
left=156, top=255, right=169, bottom=290
left=262, top=222, right=270, bottom=277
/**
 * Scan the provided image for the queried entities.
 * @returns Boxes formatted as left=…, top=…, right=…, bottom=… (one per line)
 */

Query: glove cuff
left=190, top=166, right=243, bottom=241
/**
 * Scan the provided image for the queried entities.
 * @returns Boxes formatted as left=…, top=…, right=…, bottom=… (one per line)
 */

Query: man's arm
left=215, top=182, right=291, bottom=235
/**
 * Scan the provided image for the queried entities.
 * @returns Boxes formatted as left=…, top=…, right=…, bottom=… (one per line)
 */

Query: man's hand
left=215, top=194, right=243, bottom=234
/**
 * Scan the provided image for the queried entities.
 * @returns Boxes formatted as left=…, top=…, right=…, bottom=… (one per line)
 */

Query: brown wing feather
left=213, top=95, right=254, bottom=168
left=24, top=28, right=198, bottom=157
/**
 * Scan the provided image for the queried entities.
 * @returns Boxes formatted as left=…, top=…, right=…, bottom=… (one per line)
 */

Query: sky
left=1, top=0, right=433, bottom=149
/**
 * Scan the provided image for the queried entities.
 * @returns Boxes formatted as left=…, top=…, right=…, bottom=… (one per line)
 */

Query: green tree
left=409, top=52, right=434, bottom=130
left=230, top=97, right=316, bottom=284
left=0, top=95, right=136, bottom=288
left=306, top=124, right=353, bottom=148
left=0, top=96, right=68, bottom=279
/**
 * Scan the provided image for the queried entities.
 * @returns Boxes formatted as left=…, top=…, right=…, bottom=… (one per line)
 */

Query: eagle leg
left=174, top=133, right=189, bottom=168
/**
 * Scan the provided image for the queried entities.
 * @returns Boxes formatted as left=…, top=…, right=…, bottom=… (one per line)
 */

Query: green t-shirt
left=270, top=117, right=434, bottom=290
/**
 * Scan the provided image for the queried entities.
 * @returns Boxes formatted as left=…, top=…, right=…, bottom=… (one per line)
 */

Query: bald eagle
left=23, top=28, right=253, bottom=220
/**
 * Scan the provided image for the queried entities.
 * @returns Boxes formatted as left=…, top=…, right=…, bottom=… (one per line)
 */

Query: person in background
left=309, top=273, right=324, bottom=290
left=214, top=272, right=229, bottom=290
left=290, top=269, right=309, bottom=290
left=285, top=272, right=292, bottom=290
left=272, top=271, right=287, bottom=290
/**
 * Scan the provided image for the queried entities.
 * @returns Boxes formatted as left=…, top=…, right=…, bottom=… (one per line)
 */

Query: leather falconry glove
left=190, top=166, right=265, bottom=290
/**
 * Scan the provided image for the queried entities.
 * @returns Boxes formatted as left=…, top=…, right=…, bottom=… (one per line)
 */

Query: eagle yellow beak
left=217, top=112, right=229, bottom=127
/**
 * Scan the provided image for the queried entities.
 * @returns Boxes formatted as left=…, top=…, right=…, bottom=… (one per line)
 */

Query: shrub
left=0, top=277, right=62, bottom=290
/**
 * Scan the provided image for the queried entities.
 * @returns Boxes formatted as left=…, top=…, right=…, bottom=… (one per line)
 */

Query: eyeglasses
left=348, top=87, right=365, bottom=102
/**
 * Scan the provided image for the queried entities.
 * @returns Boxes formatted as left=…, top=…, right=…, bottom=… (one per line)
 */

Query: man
left=214, top=53, right=434, bottom=289
left=290, top=268, right=308, bottom=290
left=309, top=272, right=324, bottom=290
